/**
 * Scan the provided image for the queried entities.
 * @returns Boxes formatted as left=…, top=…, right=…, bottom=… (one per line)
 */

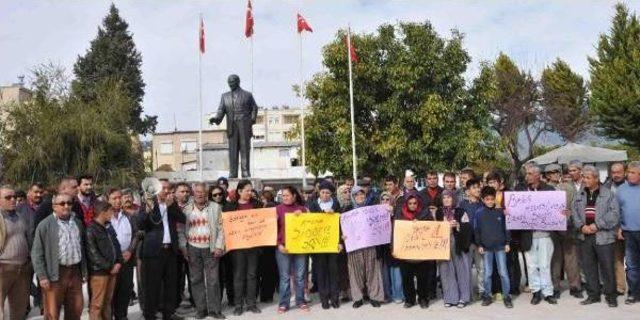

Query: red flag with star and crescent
left=346, top=29, right=359, bottom=63
left=199, top=17, right=205, bottom=54
left=297, top=13, right=313, bottom=33
left=245, top=0, right=254, bottom=38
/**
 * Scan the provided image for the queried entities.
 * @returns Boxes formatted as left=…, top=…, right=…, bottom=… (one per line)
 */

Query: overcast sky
left=2, top=0, right=638, bottom=134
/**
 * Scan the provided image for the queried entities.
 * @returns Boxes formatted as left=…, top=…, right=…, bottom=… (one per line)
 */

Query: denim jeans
left=389, top=265, right=404, bottom=301
left=483, top=250, right=510, bottom=298
left=275, top=250, right=307, bottom=308
left=624, top=231, right=640, bottom=298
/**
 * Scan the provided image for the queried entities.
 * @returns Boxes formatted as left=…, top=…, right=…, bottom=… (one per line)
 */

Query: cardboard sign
left=392, top=220, right=450, bottom=260
left=222, top=208, right=277, bottom=251
left=285, top=213, right=340, bottom=254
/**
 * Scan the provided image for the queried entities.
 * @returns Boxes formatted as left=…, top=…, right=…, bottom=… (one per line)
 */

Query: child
left=475, top=186, right=513, bottom=308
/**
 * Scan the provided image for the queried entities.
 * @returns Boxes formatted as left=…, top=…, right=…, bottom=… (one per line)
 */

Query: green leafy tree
left=470, top=53, right=544, bottom=176
left=1, top=64, right=145, bottom=189
left=589, top=3, right=640, bottom=150
left=298, top=22, right=493, bottom=179
left=72, top=4, right=156, bottom=135
left=541, top=59, right=591, bottom=142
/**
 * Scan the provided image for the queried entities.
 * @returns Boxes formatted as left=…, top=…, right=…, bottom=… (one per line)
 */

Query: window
left=253, top=135, right=265, bottom=141
left=283, top=115, right=300, bottom=124
left=268, top=116, right=280, bottom=125
left=159, top=142, right=173, bottom=154
left=255, top=115, right=264, bottom=124
left=180, top=140, right=198, bottom=153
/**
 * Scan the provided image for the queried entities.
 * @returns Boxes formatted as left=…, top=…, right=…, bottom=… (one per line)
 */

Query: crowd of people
left=0, top=160, right=639, bottom=319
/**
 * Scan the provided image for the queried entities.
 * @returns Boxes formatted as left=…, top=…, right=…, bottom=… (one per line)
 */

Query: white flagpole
left=250, top=35, right=255, bottom=178
left=347, top=25, right=357, bottom=186
left=299, top=29, right=307, bottom=187
left=198, top=13, right=204, bottom=182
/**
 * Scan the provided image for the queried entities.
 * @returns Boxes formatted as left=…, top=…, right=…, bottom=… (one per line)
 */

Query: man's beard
left=80, top=190, right=93, bottom=197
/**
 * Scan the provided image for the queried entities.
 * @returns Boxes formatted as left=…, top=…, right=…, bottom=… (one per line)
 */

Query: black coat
left=136, top=200, right=186, bottom=258
left=435, top=207, right=473, bottom=255
left=87, top=222, right=122, bottom=274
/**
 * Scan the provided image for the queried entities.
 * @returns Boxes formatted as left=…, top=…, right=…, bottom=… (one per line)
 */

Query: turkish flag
left=199, top=17, right=205, bottom=54
left=245, top=0, right=254, bottom=38
left=346, top=32, right=359, bottom=63
left=297, top=13, right=313, bottom=33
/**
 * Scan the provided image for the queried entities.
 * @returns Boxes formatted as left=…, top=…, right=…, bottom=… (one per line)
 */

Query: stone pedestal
left=228, top=177, right=263, bottom=191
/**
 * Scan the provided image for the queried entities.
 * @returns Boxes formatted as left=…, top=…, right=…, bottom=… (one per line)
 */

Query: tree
left=470, top=53, right=545, bottom=176
left=72, top=4, right=156, bottom=135
left=0, top=64, right=145, bottom=189
left=589, top=3, right=640, bottom=150
left=541, top=59, right=591, bottom=142
left=298, top=22, right=493, bottom=179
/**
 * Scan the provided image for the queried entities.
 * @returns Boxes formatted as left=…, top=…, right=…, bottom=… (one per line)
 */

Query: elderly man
left=573, top=165, right=620, bottom=307
left=617, top=161, right=640, bottom=304
left=0, top=185, right=31, bottom=319
left=34, top=177, right=82, bottom=232
left=568, top=160, right=584, bottom=193
left=32, top=193, right=87, bottom=319
left=605, top=162, right=628, bottom=295
left=179, top=183, right=226, bottom=319
left=545, top=164, right=583, bottom=299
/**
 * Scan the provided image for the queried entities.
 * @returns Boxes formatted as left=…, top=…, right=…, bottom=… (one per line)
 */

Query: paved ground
left=21, top=290, right=639, bottom=320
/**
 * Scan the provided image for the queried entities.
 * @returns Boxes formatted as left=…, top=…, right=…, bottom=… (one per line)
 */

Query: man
left=423, top=171, right=443, bottom=208
left=121, top=188, right=140, bottom=216
left=216, top=177, right=229, bottom=192
left=458, top=178, right=485, bottom=299
left=174, top=182, right=194, bottom=308
left=16, top=182, right=44, bottom=311
left=457, top=168, right=476, bottom=204
left=0, top=185, right=31, bottom=319
left=605, top=162, right=628, bottom=295
left=573, top=165, right=620, bottom=307
left=137, top=179, right=186, bottom=320
left=32, top=193, right=87, bottom=319
left=517, top=165, right=558, bottom=305
left=443, top=172, right=457, bottom=193
left=77, top=174, right=97, bottom=226
left=179, top=183, right=226, bottom=319
left=568, top=160, right=584, bottom=193
left=344, top=177, right=355, bottom=189
left=384, top=175, right=402, bottom=205
left=545, top=164, right=583, bottom=299
left=361, top=176, right=379, bottom=205
left=108, top=188, right=139, bottom=320
left=617, top=161, right=640, bottom=304
left=34, top=177, right=82, bottom=232
left=209, top=74, right=259, bottom=178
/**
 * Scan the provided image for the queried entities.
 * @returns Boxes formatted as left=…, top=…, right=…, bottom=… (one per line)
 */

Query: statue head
left=227, top=74, right=240, bottom=91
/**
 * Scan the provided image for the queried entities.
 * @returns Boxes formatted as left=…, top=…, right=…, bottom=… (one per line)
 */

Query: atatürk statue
left=209, top=74, right=258, bottom=178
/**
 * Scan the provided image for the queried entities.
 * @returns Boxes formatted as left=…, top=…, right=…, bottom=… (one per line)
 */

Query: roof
left=529, top=142, right=628, bottom=165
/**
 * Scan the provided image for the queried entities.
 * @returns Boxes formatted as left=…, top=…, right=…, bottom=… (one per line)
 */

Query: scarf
left=401, top=194, right=423, bottom=220
left=442, top=206, right=455, bottom=221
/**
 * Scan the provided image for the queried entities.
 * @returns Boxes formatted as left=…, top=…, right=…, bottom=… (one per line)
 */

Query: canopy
left=529, top=142, right=628, bottom=165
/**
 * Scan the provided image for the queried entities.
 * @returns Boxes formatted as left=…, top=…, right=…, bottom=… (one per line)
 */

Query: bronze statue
left=209, top=74, right=258, bottom=178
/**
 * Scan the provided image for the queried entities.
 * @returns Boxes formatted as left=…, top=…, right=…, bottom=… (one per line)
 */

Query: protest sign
left=340, top=205, right=391, bottom=252
left=222, top=207, right=277, bottom=251
left=285, top=213, right=340, bottom=253
left=504, top=191, right=567, bottom=231
left=392, top=220, right=450, bottom=260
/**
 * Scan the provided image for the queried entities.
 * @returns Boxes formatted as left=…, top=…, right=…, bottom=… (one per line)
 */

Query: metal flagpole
left=347, top=25, right=357, bottom=186
left=250, top=35, right=255, bottom=178
left=198, top=13, right=204, bottom=182
left=299, top=30, right=307, bottom=187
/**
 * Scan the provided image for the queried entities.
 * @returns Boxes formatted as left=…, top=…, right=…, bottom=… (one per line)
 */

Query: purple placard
left=504, top=191, right=567, bottom=231
left=340, top=205, right=392, bottom=252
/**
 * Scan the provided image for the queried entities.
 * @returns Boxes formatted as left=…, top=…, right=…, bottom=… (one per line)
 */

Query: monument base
left=228, top=177, right=263, bottom=191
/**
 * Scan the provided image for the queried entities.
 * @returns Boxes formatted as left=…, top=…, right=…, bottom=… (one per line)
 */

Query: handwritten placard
left=340, top=205, right=391, bottom=252
left=504, top=191, right=567, bottom=231
left=392, top=220, right=450, bottom=260
left=285, top=213, right=340, bottom=254
left=222, top=208, right=277, bottom=251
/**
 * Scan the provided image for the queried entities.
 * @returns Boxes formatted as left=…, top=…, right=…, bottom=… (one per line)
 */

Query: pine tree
left=589, top=3, right=640, bottom=149
left=72, top=4, right=156, bottom=135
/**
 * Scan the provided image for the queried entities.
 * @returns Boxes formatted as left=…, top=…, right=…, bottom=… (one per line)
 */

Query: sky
left=2, top=0, right=639, bottom=134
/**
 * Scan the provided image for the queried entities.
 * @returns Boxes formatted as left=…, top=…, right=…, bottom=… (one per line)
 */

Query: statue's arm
left=249, top=93, right=258, bottom=123
left=210, top=96, right=226, bottom=125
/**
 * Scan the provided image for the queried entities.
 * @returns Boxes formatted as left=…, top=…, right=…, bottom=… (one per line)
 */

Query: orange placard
left=392, top=220, right=450, bottom=260
left=222, top=208, right=277, bottom=251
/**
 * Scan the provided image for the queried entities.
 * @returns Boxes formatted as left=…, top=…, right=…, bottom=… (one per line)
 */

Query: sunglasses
left=55, top=201, right=73, bottom=206
left=3, top=195, right=16, bottom=200
left=212, top=193, right=223, bottom=197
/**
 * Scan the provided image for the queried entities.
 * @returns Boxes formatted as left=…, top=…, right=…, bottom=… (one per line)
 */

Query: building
left=0, top=79, right=32, bottom=124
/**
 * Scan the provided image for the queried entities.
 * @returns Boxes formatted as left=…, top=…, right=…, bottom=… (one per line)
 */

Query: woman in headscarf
left=393, top=191, right=435, bottom=309
left=336, top=184, right=352, bottom=210
left=308, top=181, right=343, bottom=309
left=436, top=189, right=473, bottom=308
left=379, top=191, right=405, bottom=304
left=343, top=186, right=385, bottom=308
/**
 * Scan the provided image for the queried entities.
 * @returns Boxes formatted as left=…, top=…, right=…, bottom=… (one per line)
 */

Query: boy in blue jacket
left=475, top=186, right=513, bottom=308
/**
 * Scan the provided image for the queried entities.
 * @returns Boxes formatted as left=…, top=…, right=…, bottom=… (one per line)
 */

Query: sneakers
left=481, top=296, right=493, bottom=306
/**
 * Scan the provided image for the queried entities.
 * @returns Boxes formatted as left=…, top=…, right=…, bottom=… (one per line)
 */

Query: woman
left=436, top=190, right=473, bottom=308
left=308, top=182, right=343, bottom=309
left=275, top=186, right=310, bottom=313
left=257, top=189, right=278, bottom=303
left=222, top=180, right=263, bottom=316
left=336, top=184, right=352, bottom=211
left=379, top=192, right=404, bottom=304
left=394, top=192, right=435, bottom=309
left=344, top=186, right=385, bottom=308
left=209, top=186, right=227, bottom=205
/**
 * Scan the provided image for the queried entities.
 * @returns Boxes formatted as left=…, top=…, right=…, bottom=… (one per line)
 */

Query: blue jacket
left=475, top=206, right=510, bottom=251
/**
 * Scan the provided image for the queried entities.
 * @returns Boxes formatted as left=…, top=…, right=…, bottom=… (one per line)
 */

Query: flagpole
left=347, top=25, right=357, bottom=186
left=299, top=30, right=307, bottom=187
left=198, top=13, right=204, bottom=182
